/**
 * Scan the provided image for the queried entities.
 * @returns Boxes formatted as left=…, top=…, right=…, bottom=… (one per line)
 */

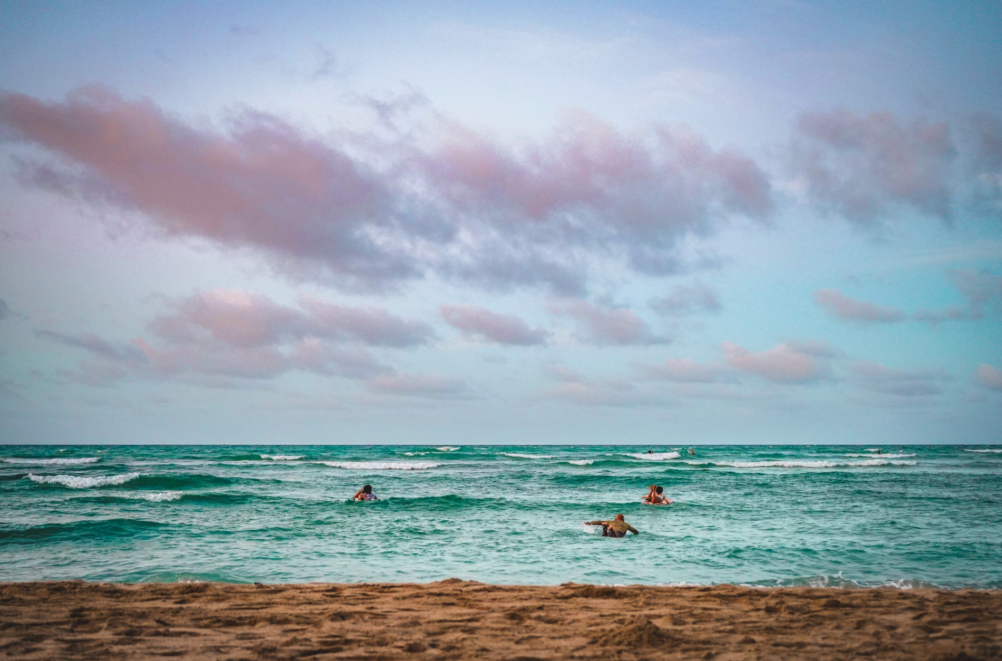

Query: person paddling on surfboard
left=353, top=484, right=378, bottom=501
left=585, top=514, right=639, bottom=538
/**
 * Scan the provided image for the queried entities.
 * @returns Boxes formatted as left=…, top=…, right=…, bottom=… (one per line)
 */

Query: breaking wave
left=621, top=452, right=680, bottom=461
left=26, top=472, right=141, bottom=488
left=4, top=457, right=99, bottom=466
left=317, top=461, right=441, bottom=470
left=500, top=453, right=554, bottom=459
left=123, top=491, right=184, bottom=502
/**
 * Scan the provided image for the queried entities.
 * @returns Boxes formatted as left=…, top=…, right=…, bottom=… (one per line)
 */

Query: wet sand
left=1, top=580, right=999, bottom=660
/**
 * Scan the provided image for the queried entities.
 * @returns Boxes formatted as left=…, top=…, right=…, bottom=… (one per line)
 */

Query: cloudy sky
left=1, top=0, right=1000, bottom=445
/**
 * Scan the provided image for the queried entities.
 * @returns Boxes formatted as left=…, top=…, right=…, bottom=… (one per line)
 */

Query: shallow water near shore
left=1, top=445, right=1000, bottom=588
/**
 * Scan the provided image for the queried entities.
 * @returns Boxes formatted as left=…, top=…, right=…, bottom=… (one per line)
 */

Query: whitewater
left=1, top=444, right=1000, bottom=588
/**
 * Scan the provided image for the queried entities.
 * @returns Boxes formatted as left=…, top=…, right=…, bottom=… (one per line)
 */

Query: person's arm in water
left=625, top=523, right=640, bottom=535
left=585, top=520, right=611, bottom=526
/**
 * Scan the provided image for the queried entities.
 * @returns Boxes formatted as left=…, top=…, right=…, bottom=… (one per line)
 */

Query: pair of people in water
left=643, top=484, right=672, bottom=505
left=352, top=484, right=378, bottom=501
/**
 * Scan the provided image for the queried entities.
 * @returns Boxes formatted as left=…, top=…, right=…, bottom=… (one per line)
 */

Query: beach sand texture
left=1, top=581, right=999, bottom=660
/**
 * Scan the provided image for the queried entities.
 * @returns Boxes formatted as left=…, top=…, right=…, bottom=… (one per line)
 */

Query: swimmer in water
left=585, top=514, right=639, bottom=538
left=352, top=484, right=378, bottom=501
left=643, top=485, right=672, bottom=505
left=647, top=449, right=654, bottom=455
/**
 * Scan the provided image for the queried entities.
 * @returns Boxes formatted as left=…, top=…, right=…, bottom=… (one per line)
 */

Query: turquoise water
left=2, top=445, right=1000, bottom=588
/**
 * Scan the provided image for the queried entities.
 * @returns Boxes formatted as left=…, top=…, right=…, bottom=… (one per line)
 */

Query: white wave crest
left=500, top=453, right=554, bottom=459
left=622, top=452, right=680, bottom=461
left=435, top=446, right=460, bottom=452
left=126, top=491, right=183, bottom=502
left=568, top=459, right=594, bottom=466
left=26, top=472, right=141, bottom=488
left=684, top=459, right=915, bottom=469
left=260, top=454, right=303, bottom=461
left=317, top=461, right=441, bottom=470
left=4, top=457, right=100, bottom=466
left=865, top=448, right=881, bottom=452
left=965, top=449, right=1002, bottom=453
left=402, top=452, right=427, bottom=456
left=844, top=453, right=915, bottom=458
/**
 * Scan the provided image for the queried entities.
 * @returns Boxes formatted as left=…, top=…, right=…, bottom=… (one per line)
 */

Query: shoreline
left=2, top=581, right=999, bottom=659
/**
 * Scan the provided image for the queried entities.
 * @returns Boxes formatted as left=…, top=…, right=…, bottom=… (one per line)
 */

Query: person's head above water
left=655, top=486, right=664, bottom=495
left=615, top=514, right=625, bottom=521
left=362, top=484, right=372, bottom=494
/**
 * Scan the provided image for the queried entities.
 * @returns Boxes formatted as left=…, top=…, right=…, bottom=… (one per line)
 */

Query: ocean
left=1, top=445, right=1000, bottom=588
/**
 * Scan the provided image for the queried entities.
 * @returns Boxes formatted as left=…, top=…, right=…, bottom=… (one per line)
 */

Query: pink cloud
left=814, top=289, right=905, bottom=324
left=421, top=113, right=773, bottom=279
left=34, top=289, right=438, bottom=386
left=722, top=341, right=830, bottom=384
left=0, top=88, right=773, bottom=293
left=0, top=86, right=413, bottom=290
left=299, top=295, right=436, bottom=347
left=792, top=110, right=956, bottom=225
left=549, top=299, right=666, bottom=345
left=440, top=304, right=549, bottom=345
left=150, top=290, right=433, bottom=348
left=974, top=364, right=1002, bottom=392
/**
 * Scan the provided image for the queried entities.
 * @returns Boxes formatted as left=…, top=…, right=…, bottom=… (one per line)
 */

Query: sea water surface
left=2, top=445, right=1000, bottom=588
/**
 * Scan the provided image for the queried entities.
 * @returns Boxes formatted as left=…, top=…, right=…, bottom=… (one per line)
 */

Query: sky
left=0, top=0, right=1000, bottom=445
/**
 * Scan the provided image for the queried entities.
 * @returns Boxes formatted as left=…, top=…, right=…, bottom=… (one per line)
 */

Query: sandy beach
left=0, top=581, right=999, bottom=660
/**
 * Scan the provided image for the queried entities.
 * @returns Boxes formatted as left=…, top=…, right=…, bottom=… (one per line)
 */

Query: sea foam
left=435, top=446, right=460, bottom=452
left=4, top=457, right=99, bottom=466
left=26, top=472, right=141, bottom=488
left=317, top=461, right=441, bottom=470
left=965, top=449, right=1002, bottom=453
left=260, top=454, right=303, bottom=461
left=568, top=459, right=595, bottom=466
left=125, top=491, right=183, bottom=502
left=500, top=453, right=554, bottom=459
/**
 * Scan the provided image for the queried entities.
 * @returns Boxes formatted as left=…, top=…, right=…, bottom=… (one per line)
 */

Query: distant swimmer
left=647, top=450, right=654, bottom=455
left=643, top=485, right=672, bottom=505
left=585, top=514, right=639, bottom=538
left=688, top=448, right=696, bottom=456
left=353, top=484, right=378, bottom=501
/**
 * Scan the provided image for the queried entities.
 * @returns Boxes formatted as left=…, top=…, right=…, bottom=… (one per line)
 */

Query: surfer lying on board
left=353, top=484, right=378, bottom=501
left=643, top=485, right=672, bottom=505
left=585, top=514, right=639, bottom=538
